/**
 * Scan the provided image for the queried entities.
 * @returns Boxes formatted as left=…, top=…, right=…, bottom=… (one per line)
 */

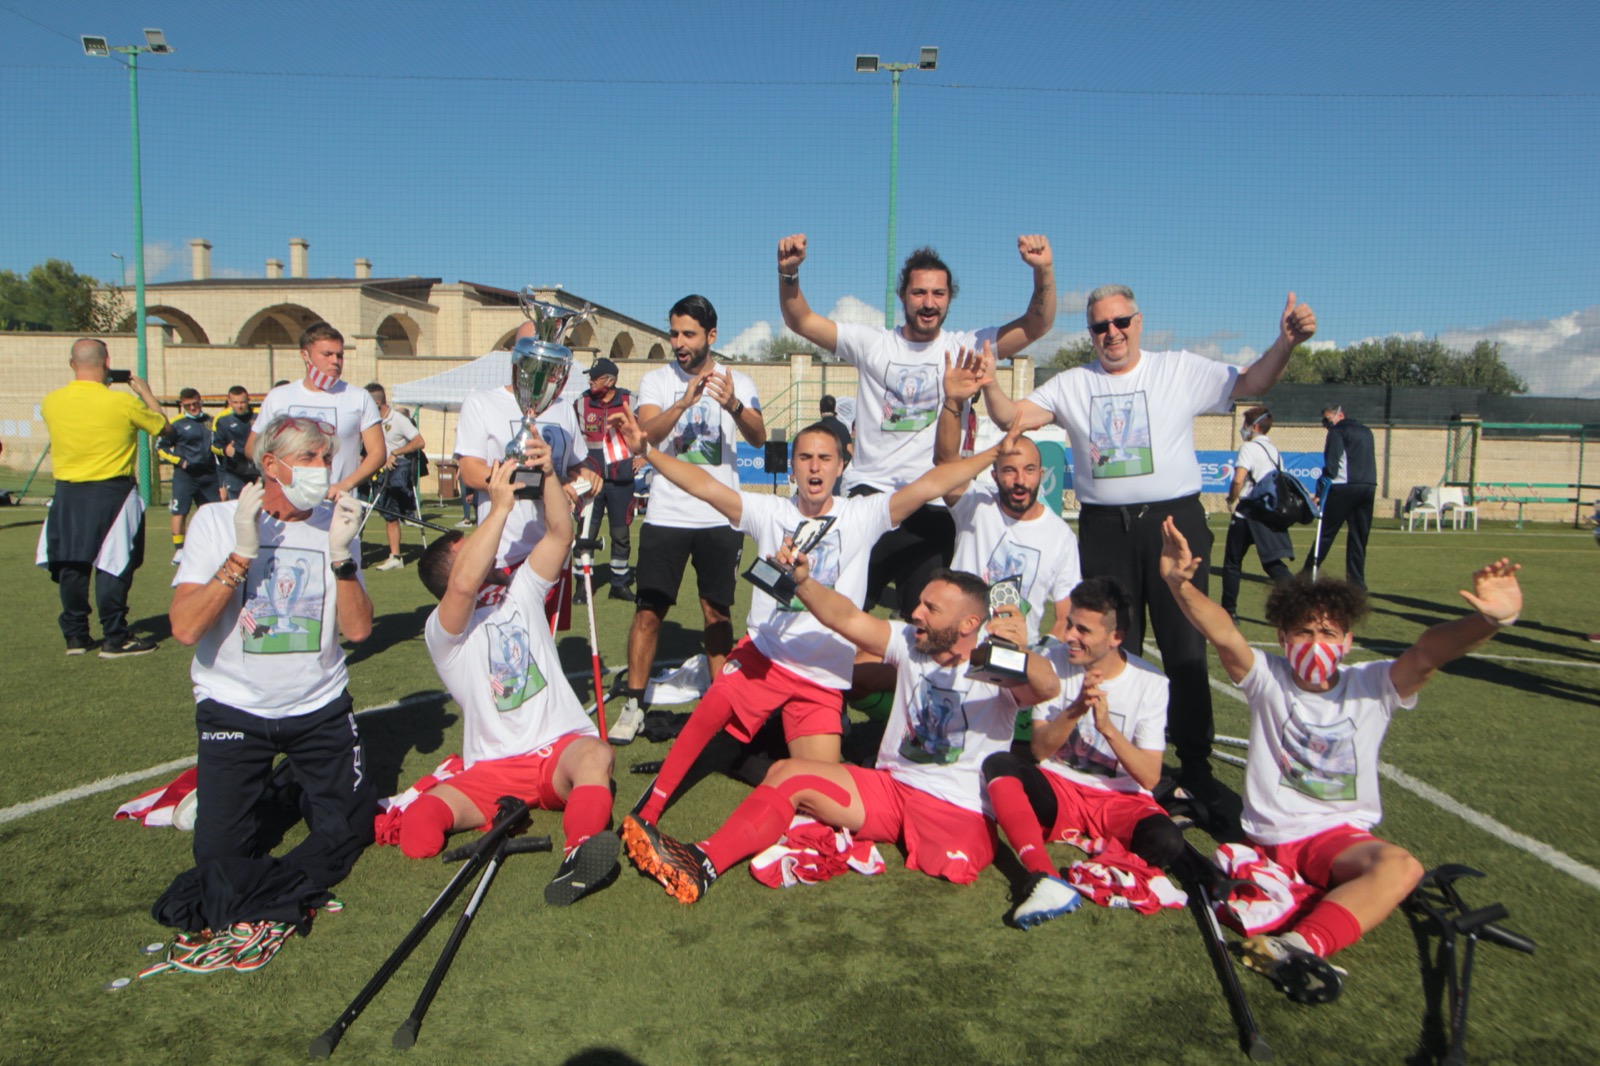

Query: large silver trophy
left=506, top=286, right=594, bottom=496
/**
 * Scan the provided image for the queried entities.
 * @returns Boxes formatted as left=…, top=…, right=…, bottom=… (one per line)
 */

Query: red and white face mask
left=305, top=364, right=339, bottom=391
left=1284, top=638, right=1348, bottom=686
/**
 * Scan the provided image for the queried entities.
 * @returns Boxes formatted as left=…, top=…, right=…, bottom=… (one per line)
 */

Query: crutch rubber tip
left=392, top=1020, right=419, bottom=1050
left=1247, top=1035, right=1274, bottom=1062
left=308, top=1030, right=339, bottom=1059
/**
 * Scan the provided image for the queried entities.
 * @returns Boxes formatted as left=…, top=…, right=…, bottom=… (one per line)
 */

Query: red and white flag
left=115, top=767, right=198, bottom=827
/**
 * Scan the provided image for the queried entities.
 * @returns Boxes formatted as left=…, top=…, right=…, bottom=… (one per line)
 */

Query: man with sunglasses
left=980, top=285, right=1316, bottom=823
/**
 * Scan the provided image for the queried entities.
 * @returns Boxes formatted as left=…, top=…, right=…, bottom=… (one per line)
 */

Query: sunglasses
left=1088, top=314, right=1137, bottom=336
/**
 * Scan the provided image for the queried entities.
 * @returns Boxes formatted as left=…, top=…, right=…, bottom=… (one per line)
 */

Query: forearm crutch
left=1180, top=842, right=1273, bottom=1062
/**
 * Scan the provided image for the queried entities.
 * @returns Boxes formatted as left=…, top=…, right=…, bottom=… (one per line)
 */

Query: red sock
left=1293, top=899, right=1363, bottom=958
left=988, top=776, right=1056, bottom=877
left=398, top=793, right=456, bottom=859
left=636, top=694, right=737, bottom=823
left=698, top=785, right=793, bottom=874
left=562, top=784, right=613, bottom=851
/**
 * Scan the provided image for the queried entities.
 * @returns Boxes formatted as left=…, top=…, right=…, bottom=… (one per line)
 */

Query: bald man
left=936, top=347, right=1080, bottom=645
left=39, top=338, right=169, bottom=656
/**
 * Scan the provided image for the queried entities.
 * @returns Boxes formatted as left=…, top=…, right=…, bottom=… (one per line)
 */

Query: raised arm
left=1231, top=292, right=1317, bottom=398
left=326, top=494, right=373, bottom=643
left=781, top=539, right=892, bottom=659
left=777, top=234, right=839, bottom=354
left=437, top=458, right=521, bottom=636
left=526, top=442, right=575, bottom=584
left=1389, top=559, right=1521, bottom=699
left=610, top=407, right=743, bottom=525
left=892, top=419, right=1026, bottom=525
left=933, top=344, right=993, bottom=475
left=991, top=235, right=1057, bottom=361
left=1159, top=515, right=1253, bottom=682
left=170, top=483, right=262, bottom=646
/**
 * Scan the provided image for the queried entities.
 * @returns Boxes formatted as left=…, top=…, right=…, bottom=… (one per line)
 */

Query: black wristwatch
left=728, top=399, right=745, bottom=418
left=332, top=559, right=359, bottom=581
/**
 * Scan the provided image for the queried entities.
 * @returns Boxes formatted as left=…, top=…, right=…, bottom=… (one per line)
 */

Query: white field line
left=0, top=657, right=694, bottom=828
left=1200, top=672, right=1600, bottom=892
left=1242, top=641, right=1600, bottom=669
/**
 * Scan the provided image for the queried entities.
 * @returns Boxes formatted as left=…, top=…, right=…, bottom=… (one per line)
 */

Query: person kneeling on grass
left=1159, top=515, right=1522, bottom=1005
left=985, top=575, right=1185, bottom=929
left=407, top=444, right=619, bottom=907
left=622, top=556, right=1058, bottom=903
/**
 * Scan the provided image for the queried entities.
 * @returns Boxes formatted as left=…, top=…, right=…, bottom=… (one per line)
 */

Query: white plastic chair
left=1406, top=486, right=1442, bottom=532
left=1437, top=486, right=1479, bottom=530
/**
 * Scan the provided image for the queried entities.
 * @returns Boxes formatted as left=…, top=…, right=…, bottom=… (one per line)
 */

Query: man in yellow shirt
left=39, top=338, right=168, bottom=656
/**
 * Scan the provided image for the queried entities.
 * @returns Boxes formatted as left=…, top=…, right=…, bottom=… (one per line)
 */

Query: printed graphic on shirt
left=239, top=546, right=325, bottom=654
left=1088, top=391, right=1154, bottom=478
left=484, top=608, right=547, bottom=712
left=1277, top=702, right=1359, bottom=802
left=502, top=418, right=572, bottom=466
left=1054, top=712, right=1131, bottom=778
left=284, top=403, right=338, bottom=431
left=672, top=400, right=723, bottom=465
left=900, top=679, right=968, bottom=764
left=982, top=539, right=1041, bottom=616
left=880, top=362, right=940, bottom=432
left=776, top=522, right=841, bottom=611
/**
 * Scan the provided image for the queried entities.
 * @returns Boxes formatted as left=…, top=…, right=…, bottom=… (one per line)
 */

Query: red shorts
left=440, top=733, right=586, bottom=824
left=1042, top=773, right=1166, bottom=845
left=713, top=640, right=845, bottom=744
left=845, top=765, right=997, bottom=884
left=1254, top=825, right=1380, bottom=890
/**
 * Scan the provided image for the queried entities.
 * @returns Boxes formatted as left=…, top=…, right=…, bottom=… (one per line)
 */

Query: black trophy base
left=511, top=466, right=547, bottom=500
left=966, top=640, right=1030, bottom=684
left=742, top=557, right=798, bottom=603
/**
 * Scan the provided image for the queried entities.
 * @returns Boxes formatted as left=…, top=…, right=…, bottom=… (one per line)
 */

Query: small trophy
left=966, top=576, right=1030, bottom=684
left=743, top=515, right=837, bottom=603
left=505, top=287, right=594, bottom=496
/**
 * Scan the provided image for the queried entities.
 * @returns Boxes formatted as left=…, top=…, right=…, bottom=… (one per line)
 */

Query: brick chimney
left=266, top=258, right=283, bottom=279
left=354, top=258, right=372, bottom=279
left=189, top=239, right=212, bottom=280
left=289, top=238, right=309, bottom=279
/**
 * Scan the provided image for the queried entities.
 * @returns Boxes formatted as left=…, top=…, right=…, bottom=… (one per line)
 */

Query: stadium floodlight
left=854, top=47, right=941, bottom=327
left=79, top=29, right=175, bottom=505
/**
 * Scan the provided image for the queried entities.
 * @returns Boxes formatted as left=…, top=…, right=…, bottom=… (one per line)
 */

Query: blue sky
left=3, top=1, right=1597, bottom=393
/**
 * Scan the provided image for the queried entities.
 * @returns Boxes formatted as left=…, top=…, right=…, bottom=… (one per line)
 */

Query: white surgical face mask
left=1240, top=427, right=1256, bottom=442
left=276, top=464, right=329, bottom=510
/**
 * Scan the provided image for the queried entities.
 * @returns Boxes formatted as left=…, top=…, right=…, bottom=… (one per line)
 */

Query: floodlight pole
left=858, top=49, right=937, bottom=330
left=85, top=32, right=170, bottom=504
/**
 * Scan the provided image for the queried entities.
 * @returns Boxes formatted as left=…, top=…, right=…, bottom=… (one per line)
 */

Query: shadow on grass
left=344, top=603, right=434, bottom=667
left=564, top=1050, right=646, bottom=1066
left=0, top=518, right=43, bottom=532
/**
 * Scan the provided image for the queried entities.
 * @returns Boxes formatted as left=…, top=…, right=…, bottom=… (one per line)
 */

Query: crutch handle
left=503, top=835, right=554, bottom=855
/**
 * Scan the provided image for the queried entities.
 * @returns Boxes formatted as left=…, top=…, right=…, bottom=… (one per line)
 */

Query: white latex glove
left=328, top=495, right=362, bottom=565
left=233, top=480, right=265, bottom=559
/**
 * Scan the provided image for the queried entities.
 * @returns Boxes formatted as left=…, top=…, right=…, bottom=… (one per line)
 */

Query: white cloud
left=720, top=320, right=773, bottom=359
left=215, top=266, right=249, bottom=279
left=828, top=295, right=884, bottom=326
left=121, top=241, right=179, bottom=283
left=1437, top=307, right=1600, bottom=397
left=723, top=295, right=885, bottom=360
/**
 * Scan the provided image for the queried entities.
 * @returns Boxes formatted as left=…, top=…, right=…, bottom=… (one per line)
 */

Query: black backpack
left=1245, top=445, right=1317, bottom=531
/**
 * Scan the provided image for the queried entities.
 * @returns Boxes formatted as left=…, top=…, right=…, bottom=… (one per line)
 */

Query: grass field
left=1, top=504, right=1597, bottom=1065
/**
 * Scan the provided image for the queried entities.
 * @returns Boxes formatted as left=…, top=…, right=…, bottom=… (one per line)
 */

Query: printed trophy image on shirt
left=240, top=547, right=325, bottom=654
left=966, top=576, right=1030, bottom=684
left=485, top=612, right=546, bottom=712
left=744, top=514, right=837, bottom=605
left=672, top=400, right=723, bottom=465
left=1089, top=392, right=1154, bottom=478
left=1059, top=709, right=1130, bottom=779
left=982, top=540, right=1040, bottom=618
left=1278, top=705, right=1359, bottom=802
left=901, top=680, right=967, bottom=765
left=880, top=363, right=940, bottom=432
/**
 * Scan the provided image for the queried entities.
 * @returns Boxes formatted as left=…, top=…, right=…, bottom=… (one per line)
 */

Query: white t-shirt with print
left=1033, top=646, right=1168, bottom=795
left=380, top=407, right=420, bottom=455
left=1024, top=351, right=1236, bottom=506
left=255, top=380, right=383, bottom=488
left=875, top=624, right=1022, bottom=815
left=1236, top=650, right=1416, bottom=844
left=637, top=362, right=761, bottom=529
left=833, top=322, right=999, bottom=495
left=425, top=565, right=597, bottom=766
left=174, top=500, right=357, bottom=719
left=1231, top=436, right=1282, bottom=524
left=453, top=386, right=584, bottom=568
left=736, top=493, right=894, bottom=689
left=950, top=485, right=1081, bottom=643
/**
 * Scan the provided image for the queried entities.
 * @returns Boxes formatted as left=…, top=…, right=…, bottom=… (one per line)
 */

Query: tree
left=761, top=334, right=825, bottom=360
left=1277, top=336, right=1526, bottom=395
left=0, top=259, right=127, bottom=333
left=1048, top=337, right=1095, bottom=369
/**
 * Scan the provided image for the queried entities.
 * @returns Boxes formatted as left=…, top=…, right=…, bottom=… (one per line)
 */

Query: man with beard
left=978, top=285, right=1317, bottom=822
left=983, top=576, right=1184, bottom=928
left=776, top=234, right=1056, bottom=616
left=622, top=561, right=1057, bottom=902
left=212, top=386, right=258, bottom=499
left=249, top=323, right=385, bottom=497
left=937, top=346, right=1080, bottom=645
left=609, top=295, right=766, bottom=745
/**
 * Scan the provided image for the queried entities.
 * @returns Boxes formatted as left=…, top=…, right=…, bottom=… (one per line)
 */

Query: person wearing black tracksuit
left=1308, top=405, right=1377, bottom=589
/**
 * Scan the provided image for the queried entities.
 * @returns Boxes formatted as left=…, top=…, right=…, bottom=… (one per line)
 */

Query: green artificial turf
left=1, top=506, right=1596, bottom=1065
